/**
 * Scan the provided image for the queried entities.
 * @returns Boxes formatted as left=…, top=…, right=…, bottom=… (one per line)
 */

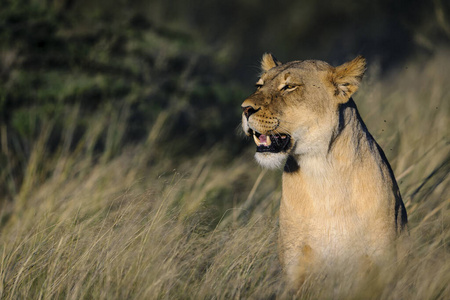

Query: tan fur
left=261, top=53, right=282, bottom=72
left=241, top=54, right=408, bottom=284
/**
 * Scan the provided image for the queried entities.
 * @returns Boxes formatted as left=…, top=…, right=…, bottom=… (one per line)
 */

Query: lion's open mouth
left=251, top=130, right=291, bottom=153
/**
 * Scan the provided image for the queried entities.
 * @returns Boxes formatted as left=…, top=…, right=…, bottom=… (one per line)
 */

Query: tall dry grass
left=0, top=51, right=449, bottom=299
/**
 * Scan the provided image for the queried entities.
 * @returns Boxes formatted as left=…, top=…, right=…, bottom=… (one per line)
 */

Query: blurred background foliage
left=0, top=0, right=449, bottom=199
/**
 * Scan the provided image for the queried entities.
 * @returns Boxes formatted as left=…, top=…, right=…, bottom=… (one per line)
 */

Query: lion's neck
left=290, top=99, right=375, bottom=171
left=282, top=99, right=380, bottom=205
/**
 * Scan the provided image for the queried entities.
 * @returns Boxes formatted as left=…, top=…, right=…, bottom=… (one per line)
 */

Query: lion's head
left=241, top=53, right=366, bottom=169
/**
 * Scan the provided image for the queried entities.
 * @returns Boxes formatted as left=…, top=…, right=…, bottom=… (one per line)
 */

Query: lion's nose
left=242, top=106, right=259, bottom=119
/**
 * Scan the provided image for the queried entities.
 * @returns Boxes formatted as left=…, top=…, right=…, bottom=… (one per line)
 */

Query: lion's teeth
left=253, top=133, right=273, bottom=147
left=253, top=134, right=260, bottom=146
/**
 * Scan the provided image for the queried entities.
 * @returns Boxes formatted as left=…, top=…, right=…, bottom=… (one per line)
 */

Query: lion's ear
left=330, top=56, right=366, bottom=102
left=261, top=53, right=282, bottom=72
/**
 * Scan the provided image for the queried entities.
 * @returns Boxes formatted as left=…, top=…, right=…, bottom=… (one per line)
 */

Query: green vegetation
left=0, top=0, right=449, bottom=299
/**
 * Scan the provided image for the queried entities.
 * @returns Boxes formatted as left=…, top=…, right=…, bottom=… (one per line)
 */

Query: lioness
left=241, top=54, right=408, bottom=282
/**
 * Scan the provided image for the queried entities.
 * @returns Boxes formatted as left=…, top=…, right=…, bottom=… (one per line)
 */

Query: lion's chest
left=280, top=160, right=377, bottom=261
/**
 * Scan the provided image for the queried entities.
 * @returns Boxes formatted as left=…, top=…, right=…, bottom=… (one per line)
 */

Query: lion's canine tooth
left=253, top=134, right=260, bottom=146
left=266, top=135, right=272, bottom=146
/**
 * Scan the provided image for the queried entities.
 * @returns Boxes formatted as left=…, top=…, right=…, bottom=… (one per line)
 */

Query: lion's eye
left=281, top=84, right=298, bottom=91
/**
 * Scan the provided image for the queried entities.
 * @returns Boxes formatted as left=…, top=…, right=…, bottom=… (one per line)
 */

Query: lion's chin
left=254, top=152, right=288, bottom=169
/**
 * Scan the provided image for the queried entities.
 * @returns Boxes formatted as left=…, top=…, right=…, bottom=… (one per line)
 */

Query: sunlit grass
left=0, top=51, right=449, bottom=299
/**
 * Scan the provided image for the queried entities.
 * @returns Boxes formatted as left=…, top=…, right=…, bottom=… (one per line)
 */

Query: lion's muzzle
left=253, top=132, right=291, bottom=153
